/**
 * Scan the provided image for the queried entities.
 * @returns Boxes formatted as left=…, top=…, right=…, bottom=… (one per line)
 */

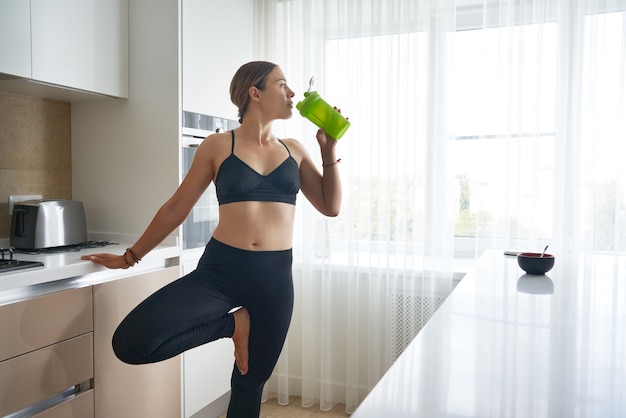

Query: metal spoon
left=540, top=245, right=549, bottom=258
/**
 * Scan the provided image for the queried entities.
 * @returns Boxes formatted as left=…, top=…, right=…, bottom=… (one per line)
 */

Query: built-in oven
left=181, top=111, right=238, bottom=250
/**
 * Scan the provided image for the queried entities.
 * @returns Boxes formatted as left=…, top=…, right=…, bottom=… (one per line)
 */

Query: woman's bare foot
left=232, top=307, right=250, bottom=375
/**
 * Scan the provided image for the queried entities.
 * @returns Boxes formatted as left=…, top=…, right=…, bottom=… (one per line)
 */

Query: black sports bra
left=215, top=131, right=300, bottom=205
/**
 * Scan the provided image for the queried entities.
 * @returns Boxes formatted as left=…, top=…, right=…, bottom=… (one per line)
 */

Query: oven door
left=180, top=111, right=238, bottom=251
left=181, top=145, right=219, bottom=250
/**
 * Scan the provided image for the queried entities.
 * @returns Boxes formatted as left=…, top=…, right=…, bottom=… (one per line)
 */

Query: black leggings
left=112, top=238, right=294, bottom=418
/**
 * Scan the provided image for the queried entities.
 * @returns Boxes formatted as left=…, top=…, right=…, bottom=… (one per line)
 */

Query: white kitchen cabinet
left=31, top=0, right=129, bottom=98
left=93, top=266, right=181, bottom=418
left=182, top=0, right=253, bottom=118
left=0, top=0, right=128, bottom=99
left=184, top=340, right=233, bottom=417
left=0, top=0, right=31, bottom=78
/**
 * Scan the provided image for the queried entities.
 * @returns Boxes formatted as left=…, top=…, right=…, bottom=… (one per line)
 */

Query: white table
left=352, top=250, right=626, bottom=417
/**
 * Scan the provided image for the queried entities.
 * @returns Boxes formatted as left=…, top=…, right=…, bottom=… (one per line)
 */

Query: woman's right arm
left=82, top=136, right=218, bottom=269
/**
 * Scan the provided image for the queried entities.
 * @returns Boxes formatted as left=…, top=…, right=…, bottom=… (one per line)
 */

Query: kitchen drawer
left=0, top=333, right=93, bottom=417
left=0, top=286, right=93, bottom=361
left=32, top=390, right=94, bottom=418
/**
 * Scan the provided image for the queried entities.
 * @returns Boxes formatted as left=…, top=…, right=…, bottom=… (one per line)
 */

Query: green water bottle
left=295, top=78, right=350, bottom=140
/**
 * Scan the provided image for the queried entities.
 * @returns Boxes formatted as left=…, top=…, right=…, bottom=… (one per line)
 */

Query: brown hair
left=230, top=61, right=277, bottom=123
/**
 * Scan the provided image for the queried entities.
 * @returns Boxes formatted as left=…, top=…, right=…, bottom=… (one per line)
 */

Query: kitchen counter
left=352, top=249, right=626, bottom=417
left=0, top=236, right=179, bottom=304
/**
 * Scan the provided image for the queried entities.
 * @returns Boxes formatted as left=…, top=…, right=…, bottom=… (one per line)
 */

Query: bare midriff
left=211, top=201, right=296, bottom=251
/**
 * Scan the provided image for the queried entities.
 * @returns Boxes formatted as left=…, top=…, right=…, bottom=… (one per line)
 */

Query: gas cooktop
left=1, top=242, right=118, bottom=274
left=12, top=241, right=118, bottom=255
left=0, top=248, right=44, bottom=274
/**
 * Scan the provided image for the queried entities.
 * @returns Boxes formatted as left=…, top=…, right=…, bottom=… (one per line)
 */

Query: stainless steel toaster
left=10, top=200, right=88, bottom=250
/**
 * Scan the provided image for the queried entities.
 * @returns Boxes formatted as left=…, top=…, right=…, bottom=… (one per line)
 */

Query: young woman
left=82, top=61, right=343, bottom=417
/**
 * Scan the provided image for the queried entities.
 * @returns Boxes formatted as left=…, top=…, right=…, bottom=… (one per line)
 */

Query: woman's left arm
left=296, top=129, right=342, bottom=217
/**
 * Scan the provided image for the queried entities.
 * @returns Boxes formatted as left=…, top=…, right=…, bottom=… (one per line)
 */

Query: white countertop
left=0, top=237, right=180, bottom=304
left=352, top=249, right=626, bottom=417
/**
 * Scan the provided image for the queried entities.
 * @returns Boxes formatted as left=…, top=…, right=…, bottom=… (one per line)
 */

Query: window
left=321, top=22, right=559, bottom=248
left=324, top=32, right=428, bottom=245
left=580, top=11, right=626, bottom=251
left=278, top=4, right=626, bottom=257
left=447, top=23, right=558, bottom=240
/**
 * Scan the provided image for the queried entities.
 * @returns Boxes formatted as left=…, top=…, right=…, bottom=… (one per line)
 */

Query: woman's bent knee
left=111, top=320, right=163, bottom=364
left=112, top=328, right=147, bottom=364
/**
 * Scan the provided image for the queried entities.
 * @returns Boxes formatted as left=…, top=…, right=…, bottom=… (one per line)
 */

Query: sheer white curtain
left=253, top=0, right=626, bottom=414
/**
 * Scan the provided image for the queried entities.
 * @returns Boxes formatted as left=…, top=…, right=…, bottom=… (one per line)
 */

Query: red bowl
left=517, top=252, right=555, bottom=275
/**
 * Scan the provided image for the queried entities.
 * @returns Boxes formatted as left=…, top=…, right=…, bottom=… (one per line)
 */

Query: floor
left=218, top=396, right=350, bottom=417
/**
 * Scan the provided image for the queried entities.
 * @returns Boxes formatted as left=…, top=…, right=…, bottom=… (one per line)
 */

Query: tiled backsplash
left=0, top=91, right=72, bottom=239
